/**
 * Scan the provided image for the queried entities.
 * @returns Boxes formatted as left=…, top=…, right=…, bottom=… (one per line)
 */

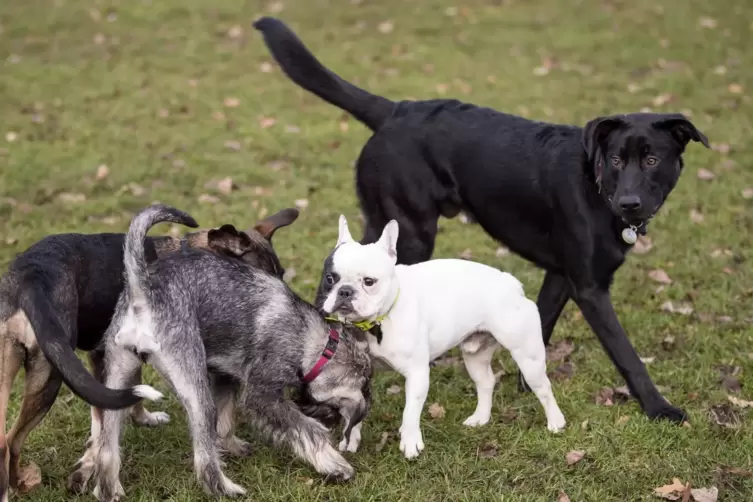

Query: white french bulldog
left=318, top=215, right=567, bottom=459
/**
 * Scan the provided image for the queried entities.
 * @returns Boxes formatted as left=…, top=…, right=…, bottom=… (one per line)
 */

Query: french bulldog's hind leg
left=459, top=336, right=499, bottom=427
left=492, top=298, right=566, bottom=433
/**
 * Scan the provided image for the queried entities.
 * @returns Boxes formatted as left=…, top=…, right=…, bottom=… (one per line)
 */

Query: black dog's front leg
left=573, top=286, right=687, bottom=423
left=518, top=271, right=571, bottom=391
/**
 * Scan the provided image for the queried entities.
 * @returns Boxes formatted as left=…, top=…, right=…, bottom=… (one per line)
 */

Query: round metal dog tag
left=621, top=227, right=638, bottom=245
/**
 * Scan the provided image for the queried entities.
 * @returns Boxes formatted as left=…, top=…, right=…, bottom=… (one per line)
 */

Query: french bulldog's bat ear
left=337, top=214, right=354, bottom=246
left=378, top=220, right=399, bottom=261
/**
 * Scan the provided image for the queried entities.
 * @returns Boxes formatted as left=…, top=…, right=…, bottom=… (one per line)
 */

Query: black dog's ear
left=582, top=116, right=627, bottom=163
left=251, top=208, right=300, bottom=241
left=653, top=114, right=710, bottom=149
left=207, top=224, right=254, bottom=257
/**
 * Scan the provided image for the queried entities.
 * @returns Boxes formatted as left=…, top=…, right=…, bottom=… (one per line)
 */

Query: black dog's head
left=582, top=113, right=709, bottom=226
left=205, top=208, right=299, bottom=279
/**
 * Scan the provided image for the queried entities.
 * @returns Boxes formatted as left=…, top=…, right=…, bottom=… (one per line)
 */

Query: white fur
left=325, top=217, right=566, bottom=459
left=132, top=385, right=163, bottom=401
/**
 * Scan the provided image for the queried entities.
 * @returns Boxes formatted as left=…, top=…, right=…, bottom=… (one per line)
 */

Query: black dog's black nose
left=618, top=195, right=642, bottom=213
left=337, top=286, right=355, bottom=299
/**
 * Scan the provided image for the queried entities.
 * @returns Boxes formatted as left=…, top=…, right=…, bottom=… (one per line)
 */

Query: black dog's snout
left=337, top=286, right=355, bottom=300
left=618, top=195, right=642, bottom=213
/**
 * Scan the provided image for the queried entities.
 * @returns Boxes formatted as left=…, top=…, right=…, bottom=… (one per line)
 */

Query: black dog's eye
left=645, top=156, right=658, bottom=167
left=363, top=277, right=377, bottom=287
left=611, top=156, right=623, bottom=169
left=325, top=273, right=336, bottom=285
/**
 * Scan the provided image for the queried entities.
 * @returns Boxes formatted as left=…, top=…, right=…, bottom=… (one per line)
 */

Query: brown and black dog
left=0, top=207, right=298, bottom=500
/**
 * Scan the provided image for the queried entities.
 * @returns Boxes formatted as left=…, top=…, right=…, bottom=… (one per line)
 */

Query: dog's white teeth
left=132, top=385, right=164, bottom=401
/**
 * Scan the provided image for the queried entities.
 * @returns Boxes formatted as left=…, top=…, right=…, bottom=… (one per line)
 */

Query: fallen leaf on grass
left=710, top=403, right=740, bottom=428
left=728, top=84, right=743, bottom=95
left=690, top=487, right=718, bottom=502
left=224, top=140, right=241, bottom=151
left=719, top=466, right=753, bottom=478
left=198, top=194, right=220, bottom=204
left=558, top=490, right=571, bottom=502
left=428, top=403, right=445, bottom=419
left=633, top=235, right=653, bottom=254
left=459, top=248, right=473, bottom=260
left=378, top=20, right=394, bottom=34
left=661, top=301, right=693, bottom=315
left=742, top=188, right=753, bottom=199
left=223, top=97, right=240, bottom=108
left=654, top=478, right=689, bottom=500
left=697, top=168, right=715, bottom=181
left=294, top=198, right=309, bottom=210
left=495, top=246, right=509, bottom=257
left=386, top=385, right=401, bottom=395
left=689, top=209, right=705, bottom=223
left=727, top=395, right=753, bottom=408
left=662, top=335, right=676, bottom=350
left=649, top=269, right=673, bottom=284
left=721, top=376, right=741, bottom=393
left=282, top=268, right=296, bottom=282
left=549, top=362, right=574, bottom=382
left=565, top=450, right=584, bottom=465
left=95, top=164, right=109, bottom=180
left=296, top=476, right=314, bottom=486
left=204, top=177, right=235, bottom=195
left=259, top=116, right=277, bottom=128
left=546, top=339, right=574, bottom=362
left=652, top=93, right=674, bottom=106
left=698, top=17, right=718, bottom=29
left=477, top=443, right=498, bottom=458
left=616, top=415, right=630, bottom=425
left=641, top=356, right=656, bottom=364
left=375, top=432, right=390, bottom=452
left=595, top=387, right=615, bottom=406
left=57, top=192, right=86, bottom=203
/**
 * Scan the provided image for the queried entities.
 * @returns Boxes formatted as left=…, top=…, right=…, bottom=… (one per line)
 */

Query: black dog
left=254, top=17, right=710, bottom=423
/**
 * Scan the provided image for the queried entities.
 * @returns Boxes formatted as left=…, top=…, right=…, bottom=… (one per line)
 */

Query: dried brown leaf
left=698, top=17, right=718, bottom=29
left=690, top=487, right=718, bottom=502
left=710, top=403, right=740, bottom=428
left=477, top=443, right=498, bottom=458
left=546, top=339, right=575, bottom=363
left=565, top=450, right=585, bottom=465
left=428, top=402, right=445, bottom=419
left=282, top=267, right=296, bottom=282
left=689, top=209, right=705, bottom=223
left=386, top=385, right=401, bottom=395
left=378, top=20, right=394, bottom=34
left=728, top=84, right=743, bottom=95
left=649, top=269, right=673, bottom=284
left=95, top=164, right=110, bottom=180
left=224, top=140, right=241, bottom=151
left=459, top=248, right=473, bottom=260
left=654, top=478, right=687, bottom=500
left=294, top=199, right=309, bottom=210
left=727, top=395, right=753, bottom=408
left=595, top=387, right=614, bottom=406
left=259, top=117, right=277, bottom=128
left=742, top=188, right=753, bottom=199
left=57, top=192, right=86, bottom=204
left=661, top=301, right=693, bottom=315
left=223, top=97, right=240, bottom=108
left=198, top=194, right=220, bottom=204
left=633, top=235, right=653, bottom=254
left=616, top=415, right=630, bottom=425
left=227, top=25, right=243, bottom=39
left=720, top=466, right=753, bottom=478
left=549, top=362, right=574, bottom=382
left=495, top=246, right=509, bottom=257
left=697, top=168, right=715, bottom=181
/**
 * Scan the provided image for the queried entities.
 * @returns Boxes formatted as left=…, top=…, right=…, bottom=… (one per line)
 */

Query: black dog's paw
left=647, top=403, right=688, bottom=424
left=517, top=372, right=532, bottom=393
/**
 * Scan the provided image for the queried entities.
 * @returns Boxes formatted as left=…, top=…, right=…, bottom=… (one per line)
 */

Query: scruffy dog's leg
left=243, top=389, right=354, bottom=481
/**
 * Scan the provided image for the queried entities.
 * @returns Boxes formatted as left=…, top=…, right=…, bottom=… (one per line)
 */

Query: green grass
left=1, top=0, right=752, bottom=500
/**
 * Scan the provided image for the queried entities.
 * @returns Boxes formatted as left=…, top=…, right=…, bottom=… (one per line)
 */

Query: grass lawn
left=1, top=0, right=752, bottom=500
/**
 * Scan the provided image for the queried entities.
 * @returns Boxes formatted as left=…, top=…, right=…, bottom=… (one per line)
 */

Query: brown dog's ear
left=582, top=115, right=628, bottom=163
left=252, top=207, right=300, bottom=240
left=653, top=114, right=710, bottom=149
left=207, top=224, right=253, bottom=257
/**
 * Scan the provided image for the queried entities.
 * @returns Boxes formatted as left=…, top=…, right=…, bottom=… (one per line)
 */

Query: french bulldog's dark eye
left=645, top=156, right=658, bottom=167
left=363, top=277, right=377, bottom=287
left=325, top=273, right=336, bottom=285
left=611, top=156, right=622, bottom=168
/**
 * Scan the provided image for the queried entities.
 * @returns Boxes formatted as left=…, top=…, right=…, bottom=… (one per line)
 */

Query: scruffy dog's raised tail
left=253, top=16, right=395, bottom=131
left=123, top=204, right=198, bottom=304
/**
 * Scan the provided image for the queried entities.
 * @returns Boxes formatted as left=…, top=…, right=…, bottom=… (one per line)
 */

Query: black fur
left=255, top=17, right=711, bottom=423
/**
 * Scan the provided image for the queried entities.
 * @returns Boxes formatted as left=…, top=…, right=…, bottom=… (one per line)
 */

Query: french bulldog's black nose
left=337, top=286, right=355, bottom=300
left=618, top=195, right=642, bottom=213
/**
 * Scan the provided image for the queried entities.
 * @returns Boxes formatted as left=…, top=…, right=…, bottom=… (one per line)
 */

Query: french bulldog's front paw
left=462, top=413, right=490, bottom=427
left=399, top=429, right=424, bottom=459
left=547, top=410, right=567, bottom=433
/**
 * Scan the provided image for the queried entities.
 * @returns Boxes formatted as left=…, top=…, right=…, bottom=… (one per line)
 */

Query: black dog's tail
left=18, top=283, right=164, bottom=410
left=124, top=204, right=198, bottom=304
left=253, top=17, right=395, bottom=131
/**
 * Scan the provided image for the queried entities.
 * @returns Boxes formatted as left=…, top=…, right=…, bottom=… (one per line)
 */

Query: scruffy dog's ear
left=252, top=208, right=300, bottom=241
left=653, top=114, right=710, bottom=149
left=208, top=224, right=254, bottom=257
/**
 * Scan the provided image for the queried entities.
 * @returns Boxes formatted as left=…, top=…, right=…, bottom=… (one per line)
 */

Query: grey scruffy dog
left=83, top=204, right=372, bottom=501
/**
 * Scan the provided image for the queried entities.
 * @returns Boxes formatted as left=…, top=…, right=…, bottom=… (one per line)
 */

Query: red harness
left=301, top=328, right=341, bottom=383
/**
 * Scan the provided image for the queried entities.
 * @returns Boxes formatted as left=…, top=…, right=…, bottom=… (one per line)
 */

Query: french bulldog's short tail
left=253, top=16, right=395, bottom=131
left=123, top=204, right=198, bottom=305
left=18, top=283, right=164, bottom=410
